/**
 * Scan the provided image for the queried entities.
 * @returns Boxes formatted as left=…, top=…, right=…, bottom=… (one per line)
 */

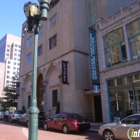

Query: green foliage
left=0, top=76, right=19, bottom=109
left=0, top=106, right=3, bottom=111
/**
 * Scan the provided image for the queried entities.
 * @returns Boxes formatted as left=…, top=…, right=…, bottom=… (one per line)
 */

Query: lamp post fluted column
left=23, top=1, right=52, bottom=140
left=28, top=26, right=39, bottom=140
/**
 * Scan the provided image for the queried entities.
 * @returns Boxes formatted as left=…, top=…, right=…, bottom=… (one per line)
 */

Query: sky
left=0, top=0, right=39, bottom=39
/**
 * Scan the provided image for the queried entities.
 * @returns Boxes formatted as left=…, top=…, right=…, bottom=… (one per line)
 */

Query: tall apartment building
left=0, top=34, right=21, bottom=97
left=0, top=62, right=5, bottom=97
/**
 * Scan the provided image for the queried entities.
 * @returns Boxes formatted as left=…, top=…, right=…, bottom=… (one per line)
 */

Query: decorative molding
left=98, top=1, right=140, bottom=29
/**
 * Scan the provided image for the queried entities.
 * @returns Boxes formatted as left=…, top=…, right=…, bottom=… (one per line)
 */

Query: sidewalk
left=89, top=122, right=104, bottom=133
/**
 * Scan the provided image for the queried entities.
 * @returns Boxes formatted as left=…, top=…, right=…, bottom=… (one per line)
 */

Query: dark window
left=121, top=115, right=140, bottom=124
left=49, top=14, right=57, bottom=29
left=7, top=71, right=10, bottom=74
left=49, top=34, right=57, bottom=50
left=26, top=52, right=32, bottom=64
left=7, top=76, right=10, bottom=78
left=58, top=114, right=66, bottom=120
left=52, top=89, right=58, bottom=107
left=38, top=44, right=42, bottom=57
left=39, top=26, right=43, bottom=38
left=14, top=111, right=23, bottom=114
left=104, top=28, right=127, bottom=67
left=68, top=114, right=82, bottom=119
left=51, top=114, right=59, bottom=120
left=27, top=36, right=33, bottom=47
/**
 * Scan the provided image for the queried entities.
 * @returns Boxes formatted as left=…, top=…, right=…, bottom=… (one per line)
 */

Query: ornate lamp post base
left=28, top=106, right=39, bottom=140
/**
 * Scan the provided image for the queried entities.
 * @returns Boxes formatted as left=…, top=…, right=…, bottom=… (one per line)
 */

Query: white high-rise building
left=0, top=34, right=21, bottom=97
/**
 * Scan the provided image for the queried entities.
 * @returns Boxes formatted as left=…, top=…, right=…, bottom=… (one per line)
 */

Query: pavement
left=0, top=120, right=103, bottom=140
left=89, top=122, right=103, bottom=133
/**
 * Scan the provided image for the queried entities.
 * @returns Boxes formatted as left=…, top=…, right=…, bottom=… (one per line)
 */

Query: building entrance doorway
left=94, top=95, right=103, bottom=122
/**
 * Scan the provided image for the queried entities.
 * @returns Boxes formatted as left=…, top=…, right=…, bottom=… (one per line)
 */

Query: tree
left=0, top=76, right=19, bottom=109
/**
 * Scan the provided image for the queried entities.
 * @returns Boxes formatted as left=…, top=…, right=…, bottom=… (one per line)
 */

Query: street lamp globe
left=24, top=2, right=39, bottom=18
left=24, top=2, right=39, bottom=33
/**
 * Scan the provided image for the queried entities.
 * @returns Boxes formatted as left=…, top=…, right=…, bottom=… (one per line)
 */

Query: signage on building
left=94, top=85, right=99, bottom=93
left=62, top=61, right=69, bottom=84
left=89, top=30, right=99, bottom=82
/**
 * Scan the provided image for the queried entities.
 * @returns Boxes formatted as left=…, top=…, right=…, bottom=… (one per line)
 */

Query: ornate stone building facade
left=94, top=1, right=140, bottom=122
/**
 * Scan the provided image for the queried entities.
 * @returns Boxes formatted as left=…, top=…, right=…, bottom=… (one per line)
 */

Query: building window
left=8, top=61, right=10, bottom=64
left=27, top=36, right=33, bottom=47
left=7, top=71, right=10, bottom=74
left=26, top=52, right=32, bottom=64
left=52, top=89, right=58, bottom=107
left=108, top=73, right=140, bottom=121
left=126, top=19, right=140, bottom=60
left=14, top=53, right=17, bottom=56
left=15, top=49, right=17, bottom=52
left=103, top=28, right=127, bottom=67
left=13, top=67, right=16, bottom=70
left=14, top=62, right=16, bottom=65
left=13, top=72, right=16, bottom=75
left=6, top=53, right=9, bottom=56
left=39, top=26, right=43, bottom=38
left=50, top=0, right=59, bottom=10
left=7, top=49, right=10, bottom=52
left=49, top=34, right=57, bottom=50
left=7, top=66, right=10, bottom=69
left=15, top=44, right=17, bottom=47
left=7, top=75, right=10, bottom=79
left=38, top=44, right=42, bottom=57
left=49, top=14, right=57, bottom=29
left=18, top=45, right=21, bottom=48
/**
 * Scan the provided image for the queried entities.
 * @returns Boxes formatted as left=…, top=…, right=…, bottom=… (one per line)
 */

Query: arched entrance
left=37, top=73, right=44, bottom=111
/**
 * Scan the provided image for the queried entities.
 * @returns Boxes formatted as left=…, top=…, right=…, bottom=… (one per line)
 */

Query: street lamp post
left=23, top=1, right=51, bottom=140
